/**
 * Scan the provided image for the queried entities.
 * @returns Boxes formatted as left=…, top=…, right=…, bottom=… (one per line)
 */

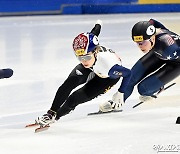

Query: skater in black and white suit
left=36, top=20, right=131, bottom=126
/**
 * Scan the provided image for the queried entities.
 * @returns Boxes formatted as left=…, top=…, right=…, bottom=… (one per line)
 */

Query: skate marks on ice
left=0, top=102, right=180, bottom=154
left=0, top=95, right=179, bottom=130
left=0, top=90, right=179, bottom=132
left=0, top=111, right=45, bottom=129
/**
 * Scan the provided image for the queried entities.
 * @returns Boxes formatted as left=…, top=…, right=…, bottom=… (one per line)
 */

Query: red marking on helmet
left=73, top=33, right=88, bottom=52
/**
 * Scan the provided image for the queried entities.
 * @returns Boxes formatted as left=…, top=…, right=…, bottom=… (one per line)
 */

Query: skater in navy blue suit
left=123, top=19, right=180, bottom=123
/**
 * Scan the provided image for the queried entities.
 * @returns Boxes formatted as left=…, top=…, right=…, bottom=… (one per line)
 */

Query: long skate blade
left=35, top=125, right=50, bottom=133
left=88, top=110, right=122, bottom=116
left=132, top=102, right=143, bottom=108
left=133, top=82, right=176, bottom=108
left=25, top=123, right=39, bottom=128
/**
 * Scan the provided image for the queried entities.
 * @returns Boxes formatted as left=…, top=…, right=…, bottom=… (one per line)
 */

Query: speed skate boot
left=36, top=110, right=57, bottom=127
left=99, top=100, right=113, bottom=113
left=139, top=95, right=157, bottom=102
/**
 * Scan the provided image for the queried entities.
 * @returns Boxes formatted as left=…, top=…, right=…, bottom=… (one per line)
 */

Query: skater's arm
left=159, top=34, right=180, bottom=60
left=90, top=20, right=102, bottom=37
left=108, top=64, right=131, bottom=93
left=149, top=19, right=168, bottom=30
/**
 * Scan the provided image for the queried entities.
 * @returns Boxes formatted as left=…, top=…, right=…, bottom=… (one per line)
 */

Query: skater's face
left=78, top=52, right=96, bottom=68
left=136, top=35, right=155, bottom=53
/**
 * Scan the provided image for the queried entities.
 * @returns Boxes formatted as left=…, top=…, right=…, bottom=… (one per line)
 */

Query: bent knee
left=138, top=82, right=149, bottom=96
left=138, top=76, right=164, bottom=96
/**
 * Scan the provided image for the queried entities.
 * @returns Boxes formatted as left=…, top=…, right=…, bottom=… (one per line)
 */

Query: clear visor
left=77, top=54, right=93, bottom=61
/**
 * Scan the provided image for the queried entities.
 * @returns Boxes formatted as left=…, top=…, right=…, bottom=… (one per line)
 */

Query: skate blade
left=25, top=123, right=39, bottom=128
left=35, top=125, right=50, bottom=133
left=88, top=109, right=122, bottom=116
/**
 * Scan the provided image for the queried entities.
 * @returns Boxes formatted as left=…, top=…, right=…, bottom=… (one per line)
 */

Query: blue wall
left=0, top=0, right=179, bottom=16
left=62, top=4, right=180, bottom=14
left=0, top=0, right=134, bottom=12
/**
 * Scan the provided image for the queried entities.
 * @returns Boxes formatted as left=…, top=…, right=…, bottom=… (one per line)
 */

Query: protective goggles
left=136, top=39, right=151, bottom=46
left=77, top=54, right=93, bottom=61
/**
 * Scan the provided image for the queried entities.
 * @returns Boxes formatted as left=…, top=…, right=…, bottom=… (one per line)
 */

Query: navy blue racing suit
left=124, top=19, right=180, bottom=101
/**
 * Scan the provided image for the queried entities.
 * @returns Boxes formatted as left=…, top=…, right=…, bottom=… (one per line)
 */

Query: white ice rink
left=0, top=13, right=180, bottom=154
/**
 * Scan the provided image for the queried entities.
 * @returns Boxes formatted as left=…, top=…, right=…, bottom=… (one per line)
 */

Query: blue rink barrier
left=62, top=4, right=180, bottom=14
left=0, top=0, right=135, bottom=13
left=0, top=0, right=179, bottom=16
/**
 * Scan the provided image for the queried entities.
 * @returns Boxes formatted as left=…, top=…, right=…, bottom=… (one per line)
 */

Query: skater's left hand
left=111, top=91, right=124, bottom=110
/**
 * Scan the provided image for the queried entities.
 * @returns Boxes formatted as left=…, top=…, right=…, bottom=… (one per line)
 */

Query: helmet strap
left=149, top=38, right=154, bottom=47
left=92, top=52, right=97, bottom=66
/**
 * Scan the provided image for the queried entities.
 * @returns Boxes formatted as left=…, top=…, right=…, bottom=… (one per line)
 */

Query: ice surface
left=0, top=13, right=180, bottom=154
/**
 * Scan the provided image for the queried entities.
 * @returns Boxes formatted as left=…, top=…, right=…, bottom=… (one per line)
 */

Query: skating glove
left=96, top=19, right=103, bottom=26
left=111, top=91, right=124, bottom=110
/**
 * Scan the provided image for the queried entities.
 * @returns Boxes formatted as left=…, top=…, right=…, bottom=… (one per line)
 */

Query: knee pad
left=138, top=76, right=164, bottom=96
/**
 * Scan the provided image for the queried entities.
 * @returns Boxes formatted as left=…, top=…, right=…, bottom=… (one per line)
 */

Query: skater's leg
left=56, top=76, right=119, bottom=119
left=50, top=64, right=93, bottom=111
